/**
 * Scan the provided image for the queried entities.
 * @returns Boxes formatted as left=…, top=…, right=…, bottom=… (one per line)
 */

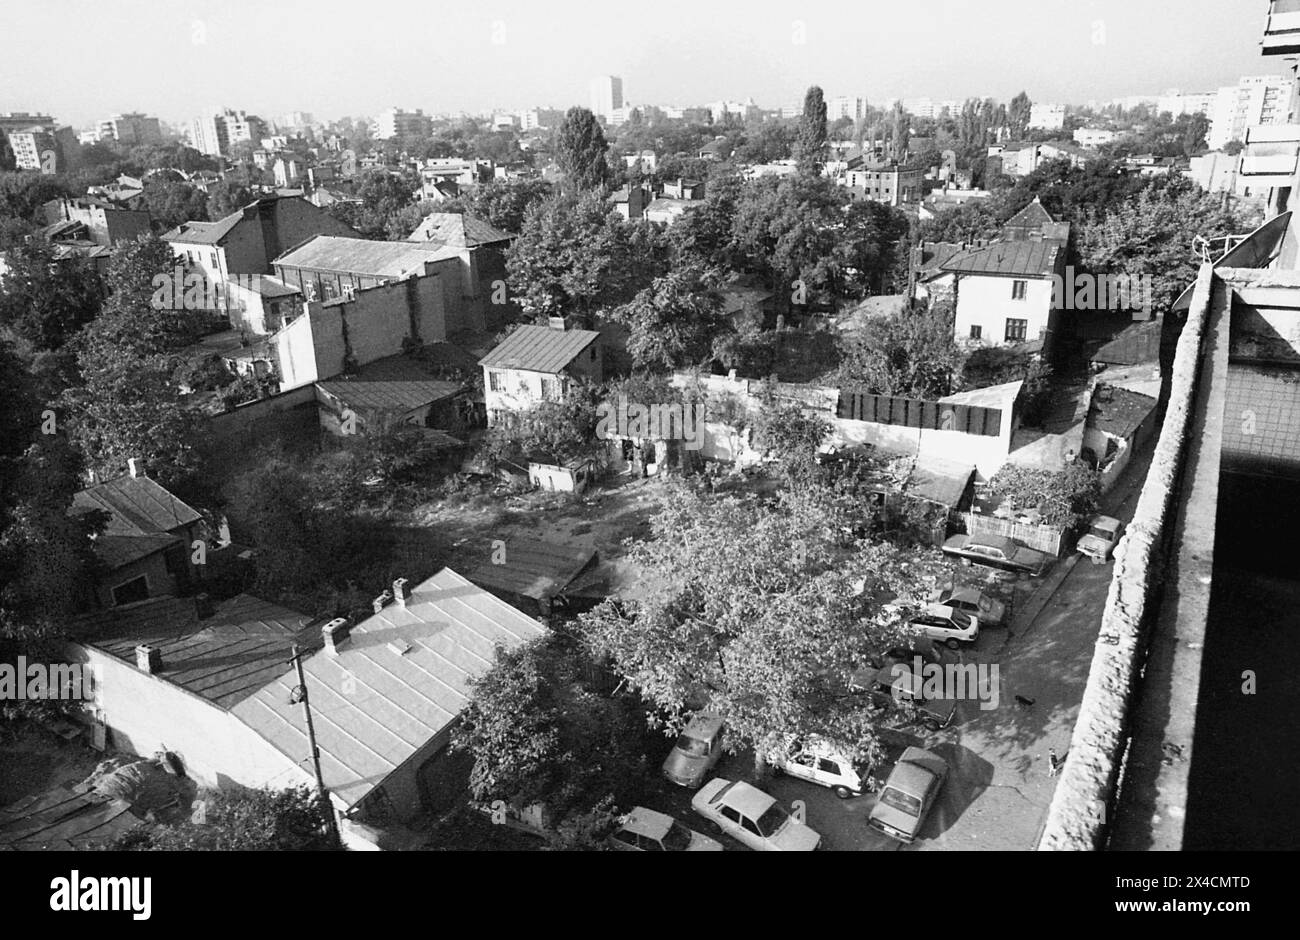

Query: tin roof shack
left=314, top=354, right=473, bottom=438
left=1083, top=384, right=1159, bottom=492
left=464, top=536, right=604, bottom=616
left=72, top=463, right=206, bottom=609
left=898, top=456, right=978, bottom=546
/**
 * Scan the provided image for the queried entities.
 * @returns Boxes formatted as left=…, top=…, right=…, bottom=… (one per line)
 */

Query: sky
left=0, top=0, right=1282, bottom=128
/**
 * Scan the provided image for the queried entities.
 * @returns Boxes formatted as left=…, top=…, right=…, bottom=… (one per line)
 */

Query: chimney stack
left=392, top=577, right=410, bottom=607
left=547, top=316, right=567, bottom=331
left=135, top=644, right=163, bottom=674
left=322, top=618, right=351, bottom=656
left=194, top=593, right=213, bottom=619
left=127, top=457, right=144, bottom=479
left=372, top=590, right=392, bottom=614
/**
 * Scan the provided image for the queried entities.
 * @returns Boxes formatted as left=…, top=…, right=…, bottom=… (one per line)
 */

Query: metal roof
left=73, top=475, right=203, bottom=537
left=163, top=213, right=244, bottom=246
left=464, top=537, right=598, bottom=601
left=478, top=324, right=600, bottom=374
left=92, top=532, right=182, bottom=569
left=407, top=212, right=514, bottom=247
left=71, top=594, right=320, bottom=710
left=905, top=457, right=975, bottom=509
left=315, top=356, right=465, bottom=414
left=940, top=239, right=1062, bottom=278
left=273, top=235, right=458, bottom=279
left=1087, top=385, right=1157, bottom=440
left=230, top=567, right=546, bottom=810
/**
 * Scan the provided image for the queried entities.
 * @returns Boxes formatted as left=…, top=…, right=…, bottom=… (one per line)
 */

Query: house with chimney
left=72, top=461, right=206, bottom=609
left=939, top=197, right=1070, bottom=354
left=479, top=322, right=603, bottom=426
left=60, top=568, right=545, bottom=847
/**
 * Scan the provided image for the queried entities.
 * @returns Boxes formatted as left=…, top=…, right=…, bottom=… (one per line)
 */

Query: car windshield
left=755, top=803, right=790, bottom=837
left=879, top=786, right=922, bottom=816
left=673, top=734, right=709, bottom=757
left=949, top=610, right=973, bottom=628
left=1087, top=526, right=1114, bottom=539
left=662, top=821, right=693, bottom=851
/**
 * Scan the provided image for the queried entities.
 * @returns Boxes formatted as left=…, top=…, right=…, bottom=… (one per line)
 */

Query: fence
left=964, top=510, right=1068, bottom=556
left=838, top=390, right=1003, bottom=437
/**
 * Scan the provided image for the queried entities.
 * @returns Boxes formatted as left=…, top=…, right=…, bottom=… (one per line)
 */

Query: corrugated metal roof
left=478, top=324, right=600, bottom=374
left=230, top=568, right=546, bottom=810
left=73, top=475, right=203, bottom=536
left=905, top=457, right=975, bottom=508
left=464, top=537, right=598, bottom=601
left=940, top=240, right=1062, bottom=278
left=314, top=354, right=467, bottom=412
left=408, top=212, right=513, bottom=247
left=72, top=594, right=319, bottom=710
left=940, top=380, right=1023, bottom=410
left=92, top=532, right=182, bottom=569
left=273, top=235, right=457, bottom=279
left=163, top=213, right=244, bottom=246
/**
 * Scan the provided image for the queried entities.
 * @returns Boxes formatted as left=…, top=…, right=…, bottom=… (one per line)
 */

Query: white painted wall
left=954, top=275, right=1055, bottom=346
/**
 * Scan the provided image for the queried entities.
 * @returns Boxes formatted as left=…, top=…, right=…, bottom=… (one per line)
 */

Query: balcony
left=1263, top=0, right=1300, bottom=55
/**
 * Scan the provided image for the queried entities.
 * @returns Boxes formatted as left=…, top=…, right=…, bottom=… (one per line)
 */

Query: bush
left=987, top=463, right=1101, bottom=530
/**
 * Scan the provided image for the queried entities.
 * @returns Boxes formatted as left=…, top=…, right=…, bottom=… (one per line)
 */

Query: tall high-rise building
left=190, top=109, right=267, bottom=157
left=375, top=107, right=433, bottom=140
left=96, top=112, right=162, bottom=145
left=1208, top=75, right=1294, bottom=149
left=828, top=96, right=866, bottom=123
left=590, top=75, right=624, bottom=122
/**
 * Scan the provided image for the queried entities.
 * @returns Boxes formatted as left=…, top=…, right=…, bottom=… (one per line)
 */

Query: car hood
left=770, top=820, right=821, bottom=851
left=663, top=751, right=707, bottom=779
left=1077, top=534, right=1110, bottom=552
left=1013, top=547, right=1050, bottom=569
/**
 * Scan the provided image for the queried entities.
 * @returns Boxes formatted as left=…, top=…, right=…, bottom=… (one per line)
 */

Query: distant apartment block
left=518, top=107, right=566, bottom=131
left=190, top=109, right=267, bottom=157
left=828, top=96, right=867, bottom=122
left=7, top=126, right=56, bottom=170
left=1208, top=75, right=1294, bottom=149
left=1028, top=103, right=1066, bottom=131
left=0, top=112, right=54, bottom=136
left=590, top=75, right=624, bottom=123
left=1074, top=127, right=1118, bottom=149
left=375, top=107, right=433, bottom=140
left=842, top=163, right=923, bottom=206
left=96, top=112, right=162, bottom=145
left=1157, top=89, right=1217, bottom=119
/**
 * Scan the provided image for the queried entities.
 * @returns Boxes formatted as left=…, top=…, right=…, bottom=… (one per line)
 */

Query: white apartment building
left=375, top=108, right=433, bottom=141
left=1157, top=89, right=1217, bottom=119
left=8, top=127, right=55, bottom=170
left=828, top=96, right=866, bottom=122
left=96, top=112, right=161, bottom=145
left=1074, top=127, right=1118, bottom=149
left=590, top=76, right=624, bottom=123
left=190, top=109, right=266, bottom=157
left=1208, top=75, right=1293, bottom=149
left=1028, top=103, right=1066, bottom=131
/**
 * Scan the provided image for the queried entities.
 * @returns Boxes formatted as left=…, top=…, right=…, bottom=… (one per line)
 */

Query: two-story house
left=479, top=322, right=603, bottom=426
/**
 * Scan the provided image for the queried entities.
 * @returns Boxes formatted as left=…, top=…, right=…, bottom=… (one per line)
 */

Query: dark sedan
left=941, top=533, right=1050, bottom=576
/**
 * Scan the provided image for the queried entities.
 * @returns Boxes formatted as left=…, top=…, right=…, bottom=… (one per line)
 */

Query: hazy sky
left=0, top=0, right=1280, bottom=127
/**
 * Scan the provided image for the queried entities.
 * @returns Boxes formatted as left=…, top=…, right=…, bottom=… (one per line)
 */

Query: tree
left=555, top=107, right=611, bottom=191
left=750, top=403, right=830, bottom=482
left=0, top=171, right=75, bottom=221
left=610, top=266, right=730, bottom=371
left=141, top=179, right=209, bottom=230
left=834, top=303, right=964, bottom=399
left=484, top=384, right=603, bottom=466
left=1008, top=91, right=1033, bottom=139
left=580, top=486, right=936, bottom=768
left=794, top=86, right=828, bottom=174
left=206, top=180, right=254, bottom=218
left=461, top=177, right=554, bottom=233
left=987, top=464, right=1101, bottom=530
left=111, top=785, right=340, bottom=851
left=0, top=241, right=104, bottom=351
left=1182, top=112, right=1210, bottom=157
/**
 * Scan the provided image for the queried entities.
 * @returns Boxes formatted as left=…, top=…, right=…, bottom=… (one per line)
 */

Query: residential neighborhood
left=0, top=3, right=1293, bottom=905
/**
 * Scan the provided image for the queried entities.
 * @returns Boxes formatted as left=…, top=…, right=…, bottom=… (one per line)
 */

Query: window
left=488, top=371, right=505, bottom=392
left=540, top=376, right=559, bottom=401
left=741, top=816, right=762, bottom=837
left=720, top=805, right=742, bottom=825
left=1005, top=318, right=1028, bottom=342
left=112, top=575, right=149, bottom=606
left=818, top=758, right=841, bottom=775
left=969, top=325, right=982, bottom=340
left=1011, top=280, right=1027, bottom=300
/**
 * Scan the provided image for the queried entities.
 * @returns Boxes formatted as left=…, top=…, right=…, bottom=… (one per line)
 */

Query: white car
left=691, top=779, right=822, bottom=851
left=927, top=586, right=1006, bottom=627
left=1077, top=515, right=1123, bottom=564
left=607, top=807, right=723, bottom=852
left=907, top=606, right=980, bottom=649
left=770, top=735, right=878, bottom=799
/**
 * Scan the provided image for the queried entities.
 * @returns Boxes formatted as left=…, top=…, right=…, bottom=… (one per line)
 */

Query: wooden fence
left=838, top=390, right=1003, bottom=437
left=963, top=510, right=1068, bottom=557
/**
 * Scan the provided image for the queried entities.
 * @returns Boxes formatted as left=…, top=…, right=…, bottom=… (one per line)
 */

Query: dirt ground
left=0, top=722, right=102, bottom=808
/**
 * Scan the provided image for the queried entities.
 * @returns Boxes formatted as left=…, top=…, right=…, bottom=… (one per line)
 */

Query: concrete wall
left=1037, top=263, right=1218, bottom=851
left=209, top=383, right=319, bottom=441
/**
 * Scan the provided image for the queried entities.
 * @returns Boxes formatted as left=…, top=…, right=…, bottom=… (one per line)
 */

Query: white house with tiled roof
left=479, top=322, right=603, bottom=425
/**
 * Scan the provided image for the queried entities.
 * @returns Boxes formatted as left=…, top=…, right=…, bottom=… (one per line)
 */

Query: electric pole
left=289, top=644, right=341, bottom=847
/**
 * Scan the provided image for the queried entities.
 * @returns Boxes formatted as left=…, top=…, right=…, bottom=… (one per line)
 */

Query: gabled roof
left=1087, top=385, right=1157, bottom=439
left=273, top=234, right=457, bottom=278
left=70, top=594, right=319, bottom=710
left=940, top=380, right=1024, bottom=410
left=407, top=212, right=513, bottom=247
left=315, top=355, right=465, bottom=413
left=478, top=324, right=600, bottom=374
left=464, top=536, right=598, bottom=602
left=163, top=213, right=244, bottom=246
left=1002, top=197, right=1054, bottom=232
left=73, top=474, right=203, bottom=537
left=230, top=567, right=546, bottom=810
left=939, top=239, right=1062, bottom=278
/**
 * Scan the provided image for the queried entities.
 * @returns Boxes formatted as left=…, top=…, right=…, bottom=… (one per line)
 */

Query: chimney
left=322, top=618, right=351, bottom=656
left=372, top=589, right=392, bottom=614
left=194, top=593, right=213, bottom=619
left=547, top=316, right=567, bottom=331
left=127, top=457, right=144, bottom=478
left=392, top=577, right=410, bottom=607
left=135, top=644, right=163, bottom=674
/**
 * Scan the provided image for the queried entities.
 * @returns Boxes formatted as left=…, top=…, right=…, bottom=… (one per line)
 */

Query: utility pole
left=289, top=644, right=341, bottom=847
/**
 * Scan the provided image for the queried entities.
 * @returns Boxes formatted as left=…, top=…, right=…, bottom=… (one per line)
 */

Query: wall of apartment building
left=262, top=200, right=358, bottom=266
left=953, top=274, right=1057, bottom=347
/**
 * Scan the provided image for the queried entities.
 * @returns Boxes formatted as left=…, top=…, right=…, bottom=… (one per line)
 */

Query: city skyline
left=0, top=0, right=1279, bottom=128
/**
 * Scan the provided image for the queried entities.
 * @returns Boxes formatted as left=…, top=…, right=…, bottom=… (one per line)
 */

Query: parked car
left=607, top=807, right=723, bottom=852
left=1076, top=514, right=1123, bottom=564
left=862, top=638, right=945, bottom=672
left=907, top=606, right=979, bottom=649
left=691, top=779, right=822, bottom=851
left=863, top=664, right=958, bottom=732
left=662, top=713, right=725, bottom=788
left=770, top=735, right=878, bottom=799
left=927, top=586, right=1007, bottom=627
left=867, top=747, right=949, bottom=844
left=942, top=533, right=1050, bottom=576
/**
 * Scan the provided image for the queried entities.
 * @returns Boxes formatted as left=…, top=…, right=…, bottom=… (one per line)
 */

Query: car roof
left=938, top=586, right=980, bottom=604
left=722, top=780, right=776, bottom=817
left=620, top=806, right=673, bottom=839
left=1089, top=515, right=1122, bottom=531
left=887, top=760, right=938, bottom=795
left=967, top=534, right=1017, bottom=553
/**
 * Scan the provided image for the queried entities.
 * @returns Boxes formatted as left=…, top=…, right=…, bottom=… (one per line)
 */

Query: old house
left=479, top=322, right=603, bottom=425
